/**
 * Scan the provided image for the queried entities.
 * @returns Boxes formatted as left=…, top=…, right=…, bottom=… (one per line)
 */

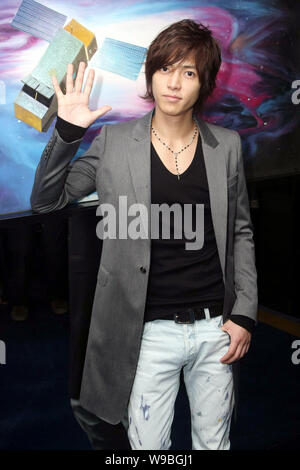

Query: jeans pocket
left=142, top=320, right=153, bottom=336
left=213, top=314, right=224, bottom=329
left=213, top=315, right=231, bottom=340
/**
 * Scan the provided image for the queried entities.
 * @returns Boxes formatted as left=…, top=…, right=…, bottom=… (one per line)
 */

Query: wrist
left=56, top=116, right=88, bottom=142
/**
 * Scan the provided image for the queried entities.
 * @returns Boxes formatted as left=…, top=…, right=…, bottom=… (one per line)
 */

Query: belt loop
left=204, top=308, right=210, bottom=321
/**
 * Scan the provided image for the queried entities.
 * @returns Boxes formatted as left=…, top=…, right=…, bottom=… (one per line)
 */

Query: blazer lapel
left=125, top=109, right=228, bottom=279
left=126, top=109, right=153, bottom=239
left=196, top=117, right=228, bottom=280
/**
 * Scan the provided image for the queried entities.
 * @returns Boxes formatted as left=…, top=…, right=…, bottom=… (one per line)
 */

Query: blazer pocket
left=227, top=172, right=238, bottom=188
left=97, top=264, right=110, bottom=286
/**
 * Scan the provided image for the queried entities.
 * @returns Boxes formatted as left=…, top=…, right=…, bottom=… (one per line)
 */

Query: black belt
left=152, top=304, right=223, bottom=324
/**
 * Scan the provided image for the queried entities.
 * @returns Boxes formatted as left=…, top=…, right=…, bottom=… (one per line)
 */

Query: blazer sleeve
left=230, top=131, right=258, bottom=325
left=30, top=124, right=107, bottom=213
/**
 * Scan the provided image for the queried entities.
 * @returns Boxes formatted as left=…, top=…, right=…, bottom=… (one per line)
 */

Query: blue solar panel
left=95, top=38, right=147, bottom=81
left=11, top=0, right=67, bottom=42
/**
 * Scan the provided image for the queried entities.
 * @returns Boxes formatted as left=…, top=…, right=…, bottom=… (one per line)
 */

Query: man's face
left=151, top=54, right=201, bottom=117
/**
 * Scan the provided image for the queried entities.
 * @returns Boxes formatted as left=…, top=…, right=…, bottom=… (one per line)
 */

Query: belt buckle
left=174, top=308, right=195, bottom=324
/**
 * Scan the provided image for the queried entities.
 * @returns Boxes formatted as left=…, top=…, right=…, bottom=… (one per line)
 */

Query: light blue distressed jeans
left=127, top=310, right=235, bottom=450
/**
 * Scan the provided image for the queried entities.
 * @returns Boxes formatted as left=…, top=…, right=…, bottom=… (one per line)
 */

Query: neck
left=151, top=107, right=196, bottom=143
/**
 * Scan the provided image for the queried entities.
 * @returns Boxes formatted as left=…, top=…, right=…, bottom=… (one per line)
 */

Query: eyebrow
left=181, top=65, right=197, bottom=69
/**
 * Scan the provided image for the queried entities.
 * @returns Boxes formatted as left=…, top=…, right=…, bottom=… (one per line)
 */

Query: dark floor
left=0, top=296, right=299, bottom=450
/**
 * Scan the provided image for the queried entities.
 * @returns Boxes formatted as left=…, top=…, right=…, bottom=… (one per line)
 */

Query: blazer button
left=139, top=266, right=147, bottom=273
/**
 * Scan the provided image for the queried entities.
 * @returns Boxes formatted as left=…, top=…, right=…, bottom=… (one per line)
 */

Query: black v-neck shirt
left=143, top=134, right=225, bottom=321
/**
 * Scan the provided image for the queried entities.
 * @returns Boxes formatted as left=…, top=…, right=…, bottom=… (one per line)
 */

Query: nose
left=167, top=70, right=181, bottom=90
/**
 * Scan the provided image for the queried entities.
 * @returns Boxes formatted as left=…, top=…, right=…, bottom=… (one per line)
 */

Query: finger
left=75, top=61, right=86, bottom=94
left=228, top=343, right=244, bottom=363
left=66, top=63, right=74, bottom=94
left=90, top=105, right=112, bottom=121
left=220, top=340, right=239, bottom=363
left=51, top=73, right=63, bottom=98
left=239, top=343, right=248, bottom=358
left=83, top=68, right=95, bottom=97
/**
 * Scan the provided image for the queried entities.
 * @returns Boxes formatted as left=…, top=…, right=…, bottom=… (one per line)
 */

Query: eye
left=160, top=66, right=169, bottom=72
left=185, top=70, right=195, bottom=77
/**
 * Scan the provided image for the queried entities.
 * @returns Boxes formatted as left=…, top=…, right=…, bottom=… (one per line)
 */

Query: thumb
left=91, top=105, right=112, bottom=121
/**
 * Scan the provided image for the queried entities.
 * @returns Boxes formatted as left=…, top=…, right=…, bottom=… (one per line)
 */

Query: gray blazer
left=30, top=108, right=258, bottom=425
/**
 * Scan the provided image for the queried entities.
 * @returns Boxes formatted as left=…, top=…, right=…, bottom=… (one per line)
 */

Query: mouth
left=163, top=95, right=182, bottom=101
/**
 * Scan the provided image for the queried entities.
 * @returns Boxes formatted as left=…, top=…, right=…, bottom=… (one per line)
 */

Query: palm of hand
left=58, top=93, right=91, bottom=127
left=51, top=61, right=111, bottom=128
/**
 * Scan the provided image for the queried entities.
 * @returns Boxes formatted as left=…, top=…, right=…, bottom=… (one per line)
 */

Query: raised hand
left=51, top=62, right=112, bottom=128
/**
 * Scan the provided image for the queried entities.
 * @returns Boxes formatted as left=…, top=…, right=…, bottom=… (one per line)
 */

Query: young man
left=30, top=19, right=257, bottom=450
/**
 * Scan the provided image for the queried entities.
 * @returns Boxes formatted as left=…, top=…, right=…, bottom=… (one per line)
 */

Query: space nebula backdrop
left=0, top=0, right=299, bottom=215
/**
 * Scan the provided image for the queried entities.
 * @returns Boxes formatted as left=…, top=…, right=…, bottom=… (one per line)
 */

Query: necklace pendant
left=177, top=173, right=180, bottom=180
